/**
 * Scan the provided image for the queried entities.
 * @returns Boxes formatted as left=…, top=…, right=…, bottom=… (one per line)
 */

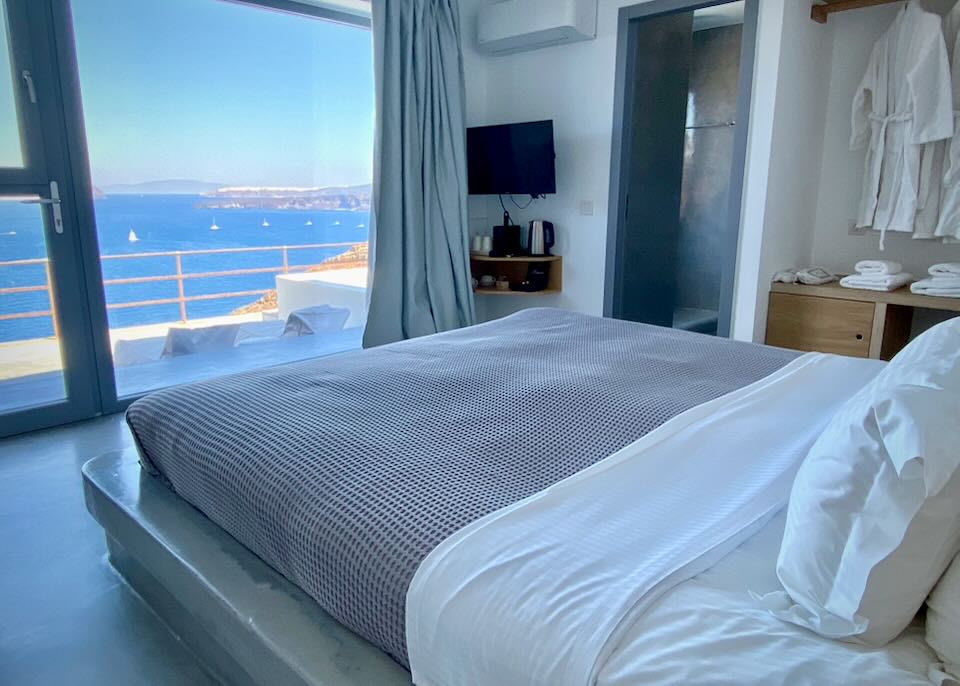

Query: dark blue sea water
left=0, top=194, right=369, bottom=343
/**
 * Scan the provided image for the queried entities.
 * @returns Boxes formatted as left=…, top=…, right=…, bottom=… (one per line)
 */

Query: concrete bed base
left=82, top=450, right=412, bottom=686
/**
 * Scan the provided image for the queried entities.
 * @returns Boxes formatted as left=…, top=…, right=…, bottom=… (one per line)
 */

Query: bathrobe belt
left=867, top=110, right=914, bottom=250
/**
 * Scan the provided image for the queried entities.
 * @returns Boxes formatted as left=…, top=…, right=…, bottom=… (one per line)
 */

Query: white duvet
left=406, top=353, right=886, bottom=686
left=598, top=510, right=937, bottom=686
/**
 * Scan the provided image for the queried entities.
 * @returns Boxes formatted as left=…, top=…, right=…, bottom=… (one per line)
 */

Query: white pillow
left=757, top=317, right=960, bottom=646
left=929, top=555, right=960, bottom=680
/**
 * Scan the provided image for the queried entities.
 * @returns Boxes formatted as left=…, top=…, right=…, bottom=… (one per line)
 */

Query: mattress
left=598, top=509, right=938, bottom=686
left=126, top=308, right=798, bottom=667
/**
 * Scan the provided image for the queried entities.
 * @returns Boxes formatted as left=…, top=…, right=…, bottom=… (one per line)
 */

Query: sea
left=0, top=194, right=370, bottom=343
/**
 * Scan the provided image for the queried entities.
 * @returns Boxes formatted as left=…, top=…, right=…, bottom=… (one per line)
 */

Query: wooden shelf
left=473, top=288, right=561, bottom=296
left=470, top=254, right=563, bottom=296
left=771, top=281, right=960, bottom=313
left=811, top=0, right=902, bottom=24
left=469, top=254, right=562, bottom=263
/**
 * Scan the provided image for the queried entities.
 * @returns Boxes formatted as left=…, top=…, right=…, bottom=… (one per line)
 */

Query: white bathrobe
left=852, top=1, right=954, bottom=246
left=935, top=2, right=960, bottom=241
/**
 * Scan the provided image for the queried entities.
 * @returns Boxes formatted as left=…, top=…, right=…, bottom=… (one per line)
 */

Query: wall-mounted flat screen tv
left=467, top=120, right=556, bottom=196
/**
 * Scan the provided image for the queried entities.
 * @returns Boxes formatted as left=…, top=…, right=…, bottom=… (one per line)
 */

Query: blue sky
left=72, top=0, right=374, bottom=188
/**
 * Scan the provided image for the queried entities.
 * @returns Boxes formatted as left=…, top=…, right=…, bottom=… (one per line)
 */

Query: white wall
left=810, top=0, right=960, bottom=280
left=461, top=0, right=495, bottom=244
left=465, top=0, right=641, bottom=323
left=462, top=0, right=833, bottom=341
left=734, top=0, right=832, bottom=341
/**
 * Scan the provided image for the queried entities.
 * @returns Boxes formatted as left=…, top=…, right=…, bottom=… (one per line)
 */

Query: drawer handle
left=856, top=334, right=864, bottom=340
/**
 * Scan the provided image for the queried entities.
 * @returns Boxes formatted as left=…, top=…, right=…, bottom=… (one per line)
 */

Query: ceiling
left=291, top=0, right=371, bottom=18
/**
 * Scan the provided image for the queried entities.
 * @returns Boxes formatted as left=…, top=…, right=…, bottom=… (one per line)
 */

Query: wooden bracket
left=811, top=0, right=904, bottom=24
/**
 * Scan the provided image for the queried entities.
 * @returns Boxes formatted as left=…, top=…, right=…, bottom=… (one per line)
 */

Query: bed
left=85, top=308, right=949, bottom=685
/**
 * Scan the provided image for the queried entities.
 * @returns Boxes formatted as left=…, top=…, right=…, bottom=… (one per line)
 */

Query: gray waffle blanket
left=127, top=308, right=798, bottom=668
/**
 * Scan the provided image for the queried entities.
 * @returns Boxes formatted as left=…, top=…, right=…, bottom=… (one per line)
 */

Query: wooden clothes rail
left=811, top=0, right=904, bottom=24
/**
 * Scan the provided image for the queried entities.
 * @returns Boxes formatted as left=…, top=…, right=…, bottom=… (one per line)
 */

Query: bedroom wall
left=461, top=0, right=493, bottom=243
left=734, top=0, right=832, bottom=341
left=461, top=0, right=833, bottom=342
left=809, top=0, right=960, bottom=280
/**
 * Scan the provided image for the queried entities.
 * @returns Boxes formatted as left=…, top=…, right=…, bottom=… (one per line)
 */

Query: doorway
left=604, top=0, right=757, bottom=338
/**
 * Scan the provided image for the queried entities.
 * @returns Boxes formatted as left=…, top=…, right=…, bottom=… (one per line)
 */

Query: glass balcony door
left=0, top=0, right=102, bottom=436
left=0, top=0, right=373, bottom=436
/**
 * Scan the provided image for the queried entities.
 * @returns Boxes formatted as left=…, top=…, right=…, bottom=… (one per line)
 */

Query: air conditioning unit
left=477, top=0, right=598, bottom=56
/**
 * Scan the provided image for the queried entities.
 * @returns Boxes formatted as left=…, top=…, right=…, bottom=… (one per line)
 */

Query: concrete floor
left=0, top=414, right=216, bottom=685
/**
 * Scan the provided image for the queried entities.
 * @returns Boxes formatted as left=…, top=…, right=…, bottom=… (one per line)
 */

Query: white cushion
left=758, top=317, right=960, bottom=646
left=929, top=555, right=960, bottom=679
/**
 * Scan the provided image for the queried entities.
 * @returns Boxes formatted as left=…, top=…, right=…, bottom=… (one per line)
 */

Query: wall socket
left=579, top=200, right=595, bottom=217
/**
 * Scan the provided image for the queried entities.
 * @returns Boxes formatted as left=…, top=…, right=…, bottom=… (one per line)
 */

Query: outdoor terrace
left=0, top=243, right=368, bottom=413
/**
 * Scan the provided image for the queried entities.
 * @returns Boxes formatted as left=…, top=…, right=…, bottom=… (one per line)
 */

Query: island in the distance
left=196, top=184, right=371, bottom=211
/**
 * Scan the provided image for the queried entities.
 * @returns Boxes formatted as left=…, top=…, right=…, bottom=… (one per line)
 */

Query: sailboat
left=128, top=229, right=140, bottom=243
left=332, top=220, right=341, bottom=226
left=305, top=218, right=313, bottom=226
left=261, top=218, right=271, bottom=228
left=210, top=218, right=220, bottom=231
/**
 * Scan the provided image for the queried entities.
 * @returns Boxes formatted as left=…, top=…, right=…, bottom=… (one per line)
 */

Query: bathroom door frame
left=603, top=0, right=759, bottom=339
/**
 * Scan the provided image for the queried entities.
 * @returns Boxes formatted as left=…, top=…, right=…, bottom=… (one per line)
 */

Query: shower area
left=606, top=2, right=749, bottom=338
left=674, top=21, right=742, bottom=335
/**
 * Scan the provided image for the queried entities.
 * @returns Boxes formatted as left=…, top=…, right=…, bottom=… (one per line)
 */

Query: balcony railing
left=0, top=242, right=366, bottom=338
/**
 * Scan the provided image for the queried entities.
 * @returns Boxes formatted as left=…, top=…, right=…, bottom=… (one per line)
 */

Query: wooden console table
left=766, top=281, right=960, bottom=360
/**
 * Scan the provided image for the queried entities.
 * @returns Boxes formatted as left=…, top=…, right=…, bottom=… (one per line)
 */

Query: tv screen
left=467, top=120, right=556, bottom=196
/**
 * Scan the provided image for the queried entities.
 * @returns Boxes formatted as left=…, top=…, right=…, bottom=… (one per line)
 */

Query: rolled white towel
left=911, top=278, right=960, bottom=298
left=855, top=259, right=903, bottom=276
left=839, top=272, right=913, bottom=292
left=929, top=263, right=960, bottom=277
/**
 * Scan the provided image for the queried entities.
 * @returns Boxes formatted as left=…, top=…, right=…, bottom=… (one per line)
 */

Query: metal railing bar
left=101, top=264, right=315, bottom=287
left=105, top=289, right=271, bottom=311
left=0, top=284, right=50, bottom=295
left=100, top=242, right=359, bottom=260
left=0, top=257, right=51, bottom=267
left=0, top=310, right=53, bottom=321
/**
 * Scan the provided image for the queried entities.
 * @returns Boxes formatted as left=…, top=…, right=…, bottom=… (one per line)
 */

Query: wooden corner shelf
left=469, top=254, right=562, bottom=296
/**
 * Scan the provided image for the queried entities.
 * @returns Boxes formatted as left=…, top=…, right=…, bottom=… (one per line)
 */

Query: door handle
left=21, top=70, right=37, bottom=104
left=21, top=181, right=64, bottom=234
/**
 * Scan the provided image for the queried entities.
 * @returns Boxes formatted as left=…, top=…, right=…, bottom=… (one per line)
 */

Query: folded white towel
left=855, top=260, right=903, bottom=276
left=911, top=278, right=960, bottom=298
left=839, top=273, right=913, bottom=292
left=929, top=263, right=960, bottom=277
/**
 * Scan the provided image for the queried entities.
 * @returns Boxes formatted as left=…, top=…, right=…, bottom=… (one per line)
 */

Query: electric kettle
left=527, top=220, right=555, bottom=256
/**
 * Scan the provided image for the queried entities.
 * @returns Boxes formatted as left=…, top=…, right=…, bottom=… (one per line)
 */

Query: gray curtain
left=362, top=0, right=477, bottom=348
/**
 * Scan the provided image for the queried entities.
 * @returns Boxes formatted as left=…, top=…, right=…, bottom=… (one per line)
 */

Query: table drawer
left=766, top=292, right=875, bottom=357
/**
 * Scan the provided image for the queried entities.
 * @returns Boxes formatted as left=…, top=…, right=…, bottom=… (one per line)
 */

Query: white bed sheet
left=598, top=510, right=938, bottom=686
